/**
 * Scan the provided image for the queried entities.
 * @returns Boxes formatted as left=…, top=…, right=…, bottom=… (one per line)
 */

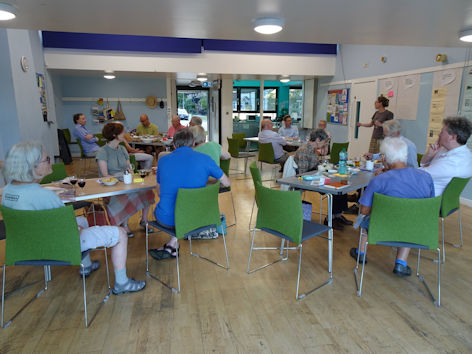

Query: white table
left=243, top=136, right=303, bottom=151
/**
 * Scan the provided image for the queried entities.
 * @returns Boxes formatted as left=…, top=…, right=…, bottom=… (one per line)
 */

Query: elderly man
left=72, top=113, right=100, bottom=157
left=317, top=120, right=332, bottom=143
left=350, top=137, right=435, bottom=276
left=136, top=114, right=159, bottom=136
left=259, top=119, right=288, bottom=169
left=150, top=129, right=231, bottom=259
left=167, top=115, right=185, bottom=138
left=420, top=116, right=472, bottom=196
left=365, top=120, right=418, bottom=168
left=295, top=129, right=352, bottom=230
left=189, top=116, right=202, bottom=127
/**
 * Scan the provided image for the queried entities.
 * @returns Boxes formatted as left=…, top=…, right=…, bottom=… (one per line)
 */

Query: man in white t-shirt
left=420, top=117, right=472, bottom=196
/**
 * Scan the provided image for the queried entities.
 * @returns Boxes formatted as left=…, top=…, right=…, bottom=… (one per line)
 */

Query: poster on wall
left=326, top=89, right=349, bottom=125
left=36, top=73, right=47, bottom=122
left=396, top=74, right=420, bottom=120
left=459, top=66, right=472, bottom=150
left=379, top=77, right=398, bottom=115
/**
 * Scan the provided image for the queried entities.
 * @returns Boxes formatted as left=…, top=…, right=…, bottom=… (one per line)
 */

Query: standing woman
left=357, top=95, right=394, bottom=153
left=97, top=123, right=155, bottom=236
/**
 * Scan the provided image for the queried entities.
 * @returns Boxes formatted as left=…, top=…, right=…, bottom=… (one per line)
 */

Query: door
left=176, top=87, right=210, bottom=132
left=348, top=80, right=377, bottom=158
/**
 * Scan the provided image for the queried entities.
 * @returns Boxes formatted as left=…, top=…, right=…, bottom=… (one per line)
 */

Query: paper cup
left=366, top=160, right=374, bottom=171
left=123, top=173, right=133, bottom=184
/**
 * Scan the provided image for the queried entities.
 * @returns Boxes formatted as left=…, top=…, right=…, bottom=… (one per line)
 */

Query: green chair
left=439, top=177, right=471, bottom=263
left=62, top=128, right=75, bottom=145
left=232, top=133, right=247, bottom=150
left=227, top=138, right=255, bottom=175
left=145, top=183, right=229, bottom=293
left=94, top=133, right=106, bottom=147
left=219, top=158, right=236, bottom=227
left=248, top=161, right=262, bottom=229
left=247, top=164, right=333, bottom=300
left=330, top=142, right=349, bottom=164
left=0, top=205, right=111, bottom=328
left=76, top=138, right=96, bottom=176
left=40, top=162, right=67, bottom=184
left=353, top=193, right=442, bottom=306
left=257, top=142, right=279, bottom=182
left=417, top=153, right=423, bottom=166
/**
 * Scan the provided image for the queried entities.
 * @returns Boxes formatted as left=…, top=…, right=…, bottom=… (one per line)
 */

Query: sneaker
left=337, top=215, right=353, bottom=226
left=393, top=263, right=411, bottom=277
left=324, top=217, right=344, bottom=231
left=112, top=278, right=146, bottom=295
left=79, top=261, right=100, bottom=278
left=344, top=204, right=359, bottom=215
left=350, top=247, right=368, bottom=264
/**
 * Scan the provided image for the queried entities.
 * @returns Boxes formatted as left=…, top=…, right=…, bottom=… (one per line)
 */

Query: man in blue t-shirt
left=152, top=129, right=230, bottom=259
left=350, top=137, right=435, bottom=277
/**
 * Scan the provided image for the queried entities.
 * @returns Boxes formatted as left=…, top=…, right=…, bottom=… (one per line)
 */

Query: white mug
left=366, top=160, right=374, bottom=171
left=123, top=173, right=133, bottom=184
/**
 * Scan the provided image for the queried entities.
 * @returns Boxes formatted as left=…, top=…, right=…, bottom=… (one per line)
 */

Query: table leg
left=246, top=140, right=250, bottom=152
left=327, top=193, right=333, bottom=273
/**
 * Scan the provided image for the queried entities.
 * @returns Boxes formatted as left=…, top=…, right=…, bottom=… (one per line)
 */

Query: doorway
left=176, top=87, right=210, bottom=133
left=348, top=80, right=377, bottom=158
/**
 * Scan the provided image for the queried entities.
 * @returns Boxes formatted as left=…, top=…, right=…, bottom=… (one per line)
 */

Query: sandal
left=112, top=278, right=146, bottom=295
left=149, top=244, right=178, bottom=260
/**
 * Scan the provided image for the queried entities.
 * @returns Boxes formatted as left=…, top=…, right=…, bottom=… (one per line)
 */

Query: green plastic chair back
left=40, top=162, right=67, bottom=184
left=232, top=133, right=246, bottom=149
left=368, top=193, right=441, bottom=250
left=417, top=153, right=423, bottom=166
left=0, top=205, right=82, bottom=266
left=227, top=138, right=241, bottom=158
left=249, top=161, right=262, bottom=187
left=440, top=177, right=471, bottom=218
left=254, top=182, right=303, bottom=244
left=95, top=133, right=106, bottom=147
left=174, top=183, right=221, bottom=240
left=220, top=158, right=230, bottom=176
left=330, top=142, right=349, bottom=164
left=258, top=143, right=275, bottom=164
left=76, top=138, right=86, bottom=158
left=62, top=129, right=72, bottom=144
left=129, top=154, right=138, bottom=173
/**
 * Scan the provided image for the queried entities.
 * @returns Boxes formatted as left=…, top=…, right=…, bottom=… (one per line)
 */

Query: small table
left=243, top=137, right=303, bottom=151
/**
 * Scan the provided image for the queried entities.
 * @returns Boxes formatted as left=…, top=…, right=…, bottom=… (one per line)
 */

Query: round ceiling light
left=280, top=75, right=290, bottom=83
left=0, top=2, right=16, bottom=20
left=104, top=71, right=115, bottom=79
left=253, top=17, right=284, bottom=35
left=197, top=73, right=208, bottom=82
left=459, top=28, right=472, bottom=42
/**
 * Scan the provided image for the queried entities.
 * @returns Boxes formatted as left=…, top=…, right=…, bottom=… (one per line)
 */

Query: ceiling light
left=104, top=71, right=115, bottom=79
left=253, top=17, right=284, bottom=35
left=0, top=2, right=16, bottom=20
left=280, top=75, right=290, bottom=83
left=459, top=28, right=472, bottom=42
left=197, top=73, right=207, bottom=82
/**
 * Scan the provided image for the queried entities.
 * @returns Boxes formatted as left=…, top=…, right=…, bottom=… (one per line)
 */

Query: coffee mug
left=123, top=173, right=133, bottom=184
left=366, top=160, right=374, bottom=171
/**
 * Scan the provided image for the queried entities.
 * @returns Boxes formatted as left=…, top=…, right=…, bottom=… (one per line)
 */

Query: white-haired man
left=259, top=119, right=288, bottom=169
left=350, top=137, right=435, bottom=276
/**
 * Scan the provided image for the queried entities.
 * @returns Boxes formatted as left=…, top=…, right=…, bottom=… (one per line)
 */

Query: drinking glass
left=78, top=178, right=86, bottom=195
left=139, top=170, right=147, bottom=184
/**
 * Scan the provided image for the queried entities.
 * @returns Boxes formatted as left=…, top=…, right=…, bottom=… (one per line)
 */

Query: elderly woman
left=1, top=142, right=145, bottom=294
left=189, top=125, right=231, bottom=166
left=96, top=123, right=155, bottom=236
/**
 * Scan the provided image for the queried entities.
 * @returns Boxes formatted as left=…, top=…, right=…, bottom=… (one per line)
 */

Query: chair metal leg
left=189, top=232, right=230, bottom=270
left=417, top=248, right=441, bottom=307
left=452, top=208, right=464, bottom=248
left=248, top=198, right=256, bottom=231
left=354, top=237, right=368, bottom=297
left=227, top=191, right=237, bottom=228
left=441, top=218, right=445, bottom=263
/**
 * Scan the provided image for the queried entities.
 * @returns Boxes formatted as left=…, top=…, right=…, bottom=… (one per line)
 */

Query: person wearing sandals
left=1, top=142, right=145, bottom=294
left=149, top=128, right=231, bottom=259
left=96, top=123, right=155, bottom=237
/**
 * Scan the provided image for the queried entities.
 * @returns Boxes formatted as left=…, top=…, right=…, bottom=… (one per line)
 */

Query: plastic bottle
left=338, top=148, right=347, bottom=175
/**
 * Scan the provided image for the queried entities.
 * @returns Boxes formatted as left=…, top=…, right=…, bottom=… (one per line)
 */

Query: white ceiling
left=2, top=0, right=472, bottom=47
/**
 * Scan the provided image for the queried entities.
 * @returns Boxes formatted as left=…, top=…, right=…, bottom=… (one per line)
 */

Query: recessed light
left=197, top=73, right=208, bottom=82
left=459, top=28, right=472, bottom=42
left=280, top=75, right=290, bottom=83
left=104, top=71, right=115, bottom=79
left=0, top=2, right=16, bottom=21
left=253, top=17, right=284, bottom=35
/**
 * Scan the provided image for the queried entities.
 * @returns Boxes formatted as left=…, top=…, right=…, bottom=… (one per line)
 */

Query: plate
left=327, top=169, right=337, bottom=174
left=101, top=178, right=119, bottom=186
left=302, top=175, right=320, bottom=181
left=348, top=167, right=360, bottom=174
left=43, top=186, right=67, bottom=193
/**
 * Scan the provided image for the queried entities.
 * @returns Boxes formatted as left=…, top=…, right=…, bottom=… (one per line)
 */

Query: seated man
left=259, top=119, right=288, bottom=169
left=72, top=113, right=100, bottom=157
left=350, top=137, right=435, bottom=276
left=167, top=115, right=185, bottom=138
left=279, top=115, right=299, bottom=152
left=189, top=125, right=231, bottom=166
left=123, top=132, right=154, bottom=170
left=136, top=114, right=159, bottom=136
left=317, top=119, right=331, bottom=144
left=365, top=120, right=418, bottom=168
left=295, top=129, right=353, bottom=230
left=1, top=142, right=145, bottom=294
left=150, top=129, right=231, bottom=258
left=420, top=116, right=472, bottom=196
left=189, top=116, right=202, bottom=127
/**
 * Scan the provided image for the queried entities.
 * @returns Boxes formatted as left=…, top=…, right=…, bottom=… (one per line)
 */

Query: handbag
left=114, top=99, right=126, bottom=120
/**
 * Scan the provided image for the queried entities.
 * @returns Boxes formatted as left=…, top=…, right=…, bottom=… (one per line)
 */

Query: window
left=263, top=88, right=277, bottom=112
left=240, top=88, right=259, bottom=112
left=232, top=89, right=238, bottom=111
left=177, top=88, right=209, bottom=130
left=289, top=88, right=303, bottom=119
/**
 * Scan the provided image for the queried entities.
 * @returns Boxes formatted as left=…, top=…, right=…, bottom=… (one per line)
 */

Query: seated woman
left=189, top=125, right=231, bottom=166
left=1, top=142, right=145, bottom=294
left=96, top=123, right=155, bottom=236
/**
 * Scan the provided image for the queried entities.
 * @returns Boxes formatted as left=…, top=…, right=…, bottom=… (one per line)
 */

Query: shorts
left=76, top=216, right=120, bottom=252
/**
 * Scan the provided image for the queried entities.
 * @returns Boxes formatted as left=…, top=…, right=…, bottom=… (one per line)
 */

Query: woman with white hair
left=189, top=125, right=230, bottom=166
left=1, top=142, right=145, bottom=294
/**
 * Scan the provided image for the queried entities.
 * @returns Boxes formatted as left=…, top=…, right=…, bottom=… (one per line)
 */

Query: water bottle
left=338, top=148, right=347, bottom=175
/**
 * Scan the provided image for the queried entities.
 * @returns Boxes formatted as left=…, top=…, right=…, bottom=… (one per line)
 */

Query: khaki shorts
left=76, top=217, right=120, bottom=252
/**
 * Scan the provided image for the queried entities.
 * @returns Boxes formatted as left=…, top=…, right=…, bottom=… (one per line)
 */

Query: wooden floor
left=1, top=157, right=472, bottom=353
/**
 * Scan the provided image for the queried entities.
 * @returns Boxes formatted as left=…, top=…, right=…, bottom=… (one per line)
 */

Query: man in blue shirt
left=278, top=115, right=299, bottom=139
left=73, top=113, right=100, bottom=157
left=259, top=119, right=288, bottom=170
left=350, top=137, right=434, bottom=276
left=151, top=129, right=230, bottom=259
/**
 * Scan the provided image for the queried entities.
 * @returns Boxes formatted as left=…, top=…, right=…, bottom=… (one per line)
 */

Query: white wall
left=220, top=78, right=233, bottom=150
